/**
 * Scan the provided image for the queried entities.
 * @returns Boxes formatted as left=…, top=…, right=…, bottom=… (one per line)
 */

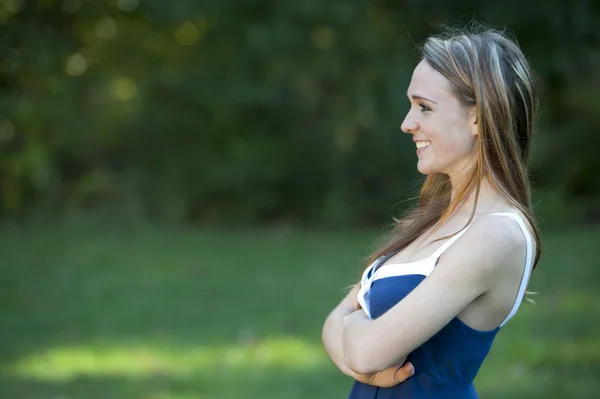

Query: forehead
left=407, top=60, right=453, bottom=99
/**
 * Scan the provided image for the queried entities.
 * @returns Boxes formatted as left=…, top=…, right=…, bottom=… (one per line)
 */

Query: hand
left=352, top=361, right=415, bottom=388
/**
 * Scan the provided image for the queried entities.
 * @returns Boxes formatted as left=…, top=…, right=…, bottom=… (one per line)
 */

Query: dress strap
left=487, top=212, right=535, bottom=328
left=429, top=224, right=473, bottom=260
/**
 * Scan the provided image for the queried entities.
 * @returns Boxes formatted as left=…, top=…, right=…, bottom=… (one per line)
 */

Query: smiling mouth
left=416, top=141, right=431, bottom=149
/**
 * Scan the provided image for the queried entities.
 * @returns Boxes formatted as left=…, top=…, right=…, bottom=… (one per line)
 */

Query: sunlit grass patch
left=5, top=336, right=328, bottom=381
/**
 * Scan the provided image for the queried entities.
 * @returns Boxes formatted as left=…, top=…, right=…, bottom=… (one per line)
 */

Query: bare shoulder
left=470, top=213, right=528, bottom=249
left=436, top=214, right=528, bottom=282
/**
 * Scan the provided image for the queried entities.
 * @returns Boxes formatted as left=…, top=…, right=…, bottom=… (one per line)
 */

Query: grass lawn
left=0, top=220, right=598, bottom=398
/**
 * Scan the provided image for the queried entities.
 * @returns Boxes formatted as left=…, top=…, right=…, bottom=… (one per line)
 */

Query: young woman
left=322, top=27, right=542, bottom=398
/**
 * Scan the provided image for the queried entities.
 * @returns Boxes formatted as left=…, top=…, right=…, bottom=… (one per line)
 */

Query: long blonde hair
left=366, top=26, right=542, bottom=272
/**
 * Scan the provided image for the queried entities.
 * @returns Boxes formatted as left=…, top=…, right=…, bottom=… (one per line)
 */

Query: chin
left=417, top=159, right=451, bottom=176
left=416, top=162, right=435, bottom=175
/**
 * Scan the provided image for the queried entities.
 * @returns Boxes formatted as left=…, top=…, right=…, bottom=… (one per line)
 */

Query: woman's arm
left=322, top=284, right=414, bottom=386
left=322, top=283, right=361, bottom=376
left=342, top=217, right=524, bottom=374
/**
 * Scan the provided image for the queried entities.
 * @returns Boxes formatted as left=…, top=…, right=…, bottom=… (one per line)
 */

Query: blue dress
left=350, top=212, right=534, bottom=399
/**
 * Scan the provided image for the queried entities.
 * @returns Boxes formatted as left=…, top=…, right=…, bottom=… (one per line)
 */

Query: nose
left=401, top=115, right=419, bottom=134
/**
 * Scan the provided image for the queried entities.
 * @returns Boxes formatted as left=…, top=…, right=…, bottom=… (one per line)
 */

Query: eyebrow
left=408, top=94, right=438, bottom=104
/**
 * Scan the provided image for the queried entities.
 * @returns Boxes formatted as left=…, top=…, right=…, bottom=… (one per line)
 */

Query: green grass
left=1, top=221, right=599, bottom=398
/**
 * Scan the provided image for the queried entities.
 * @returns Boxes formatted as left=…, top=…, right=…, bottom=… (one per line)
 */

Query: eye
left=419, top=103, right=432, bottom=112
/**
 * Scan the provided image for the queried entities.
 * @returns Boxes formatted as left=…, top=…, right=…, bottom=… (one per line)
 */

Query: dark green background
left=1, top=1, right=598, bottom=398
left=2, top=0, right=598, bottom=227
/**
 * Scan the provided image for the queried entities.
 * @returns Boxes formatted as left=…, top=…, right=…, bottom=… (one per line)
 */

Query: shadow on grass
left=0, top=366, right=347, bottom=399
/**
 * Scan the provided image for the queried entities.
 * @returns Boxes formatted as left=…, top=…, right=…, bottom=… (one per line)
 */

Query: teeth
left=416, top=141, right=431, bottom=148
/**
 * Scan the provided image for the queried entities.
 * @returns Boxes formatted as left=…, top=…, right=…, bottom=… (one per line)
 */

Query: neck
left=451, top=177, right=504, bottom=216
left=445, top=155, right=504, bottom=216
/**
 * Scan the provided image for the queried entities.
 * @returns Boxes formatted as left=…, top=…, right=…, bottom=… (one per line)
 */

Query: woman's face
left=401, top=60, right=478, bottom=178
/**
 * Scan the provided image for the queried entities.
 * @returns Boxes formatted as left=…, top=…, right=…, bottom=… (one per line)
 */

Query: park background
left=1, top=0, right=599, bottom=398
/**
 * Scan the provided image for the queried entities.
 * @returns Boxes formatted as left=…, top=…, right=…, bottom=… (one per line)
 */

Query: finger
left=394, top=362, right=415, bottom=383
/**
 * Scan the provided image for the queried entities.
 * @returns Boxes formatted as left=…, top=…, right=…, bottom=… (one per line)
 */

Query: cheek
left=441, top=122, right=476, bottom=155
left=434, top=132, right=469, bottom=155
left=443, top=140, right=467, bottom=158
left=456, top=135, right=476, bottom=153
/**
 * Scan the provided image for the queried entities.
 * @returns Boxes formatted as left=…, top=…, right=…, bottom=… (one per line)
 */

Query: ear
left=469, top=107, right=479, bottom=137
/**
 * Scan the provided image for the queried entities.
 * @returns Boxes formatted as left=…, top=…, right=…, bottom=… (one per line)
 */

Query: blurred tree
left=0, top=0, right=598, bottom=227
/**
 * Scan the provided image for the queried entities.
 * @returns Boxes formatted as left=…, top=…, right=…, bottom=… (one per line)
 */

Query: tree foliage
left=1, top=0, right=598, bottom=226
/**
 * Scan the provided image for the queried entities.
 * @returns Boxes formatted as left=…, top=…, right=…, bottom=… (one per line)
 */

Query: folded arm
left=342, top=217, right=522, bottom=374
left=322, top=284, right=413, bottom=386
left=322, top=283, right=362, bottom=376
